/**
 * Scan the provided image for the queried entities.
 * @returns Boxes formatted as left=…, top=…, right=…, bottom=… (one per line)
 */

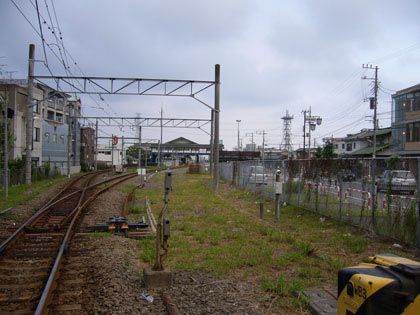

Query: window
left=53, top=134, right=57, bottom=143
left=33, top=101, right=39, bottom=114
left=342, top=144, right=345, bottom=149
left=346, top=143, right=352, bottom=151
left=45, top=132, right=50, bottom=143
left=56, top=113, right=63, bottom=123
left=333, top=144, right=338, bottom=149
left=47, top=110, right=54, bottom=120
left=60, top=135, right=65, bottom=144
left=33, top=127, right=40, bottom=142
left=353, top=143, right=356, bottom=149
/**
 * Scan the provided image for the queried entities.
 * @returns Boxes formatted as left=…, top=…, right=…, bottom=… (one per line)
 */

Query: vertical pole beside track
left=25, top=44, right=35, bottom=185
left=213, top=64, right=220, bottom=190
left=95, top=119, right=98, bottom=171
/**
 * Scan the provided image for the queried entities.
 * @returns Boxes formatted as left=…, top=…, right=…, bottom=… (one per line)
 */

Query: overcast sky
left=1, top=0, right=420, bottom=150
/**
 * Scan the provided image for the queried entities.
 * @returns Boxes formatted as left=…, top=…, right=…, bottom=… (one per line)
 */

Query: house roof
left=349, top=143, right=390, bottom=156
left=164, top=137, right=198, bottom=145
left=345, top=127, right=391, bottom=141
left=392, top=83, right=420, bottom=97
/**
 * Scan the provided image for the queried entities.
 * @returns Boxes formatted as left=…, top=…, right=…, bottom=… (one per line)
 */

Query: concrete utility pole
left=362, top=64, right=379, bottom=226
left=302, top=110, right=307, bottom=159
left=213, top=64, right=220, bottom=190
left=159, top=107, right=163, bottom=167
left=67, top=101, right=72, bottom=178
left=209, top=110, right=214, bottom=176
left=236, top=119, right=241, bottom=151
left=25, top=44, right=35, bottom=185
left=122, top=136, right=125, bottom=165
left=2, top=93, right=8, bottom=197
left=257, top=130, right=267, bottom=161
left=138, top=126, right=142, bottom=168
left=246, top=132, right=254, bottom=151
left=94, top=119, right=98, bottom=171
left=111, top=134, right=114, bottom=170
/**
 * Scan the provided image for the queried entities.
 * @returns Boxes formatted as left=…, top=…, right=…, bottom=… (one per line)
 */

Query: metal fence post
left=282, top=160, right=286, bottom=205
left=315, top=176, right=319, bottom=213
left=417, top=158, right=420, bottom=248
left=298, top=160, right=301, bottom=207
left=339, top=172, right=343, bottom=221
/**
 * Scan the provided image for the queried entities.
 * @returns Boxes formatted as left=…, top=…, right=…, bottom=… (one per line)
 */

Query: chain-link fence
left=220, top=157, right=420, bottom=247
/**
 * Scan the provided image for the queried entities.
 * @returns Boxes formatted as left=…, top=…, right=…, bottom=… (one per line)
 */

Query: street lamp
left=236, top=119, right=241, bottom=151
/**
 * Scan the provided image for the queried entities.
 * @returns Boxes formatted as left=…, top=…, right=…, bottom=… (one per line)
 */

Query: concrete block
left=300, top=290, right=337, bottom=315
left=143, top=267, right=173, bottom=288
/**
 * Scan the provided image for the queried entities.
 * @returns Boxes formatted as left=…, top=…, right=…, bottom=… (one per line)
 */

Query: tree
left=315, top=141, right=335, bottom=159
left=126, top=144, right=144, bottom=163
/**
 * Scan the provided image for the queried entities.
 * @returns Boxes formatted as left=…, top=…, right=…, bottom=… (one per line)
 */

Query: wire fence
left=0, top=166, right=64, bottom=188
left=220, top=157, right=420, bottom=247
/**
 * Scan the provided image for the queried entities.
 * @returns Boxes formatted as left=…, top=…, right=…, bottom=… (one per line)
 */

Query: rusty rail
left=162, top=291, right=181, bottom=315
left=0, top=172, right=131, bottom=255
left=35, top=172, right=137, bottom=315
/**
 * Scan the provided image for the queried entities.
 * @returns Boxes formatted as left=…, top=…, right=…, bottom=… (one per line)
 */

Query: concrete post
left=111, top=134, right=114, bottom=171
left=209, top=109, right=214, bottom=176
left=213, top=64, right=220, bottom=190
left=66, top=100, right=71, bottom=178
left=138, top=126, right=141, bottom=168
left=25, top=44, right=35, bottom=185
left=259, top=202, right=264, bottom=219
left=2, top=93, right=8, bottom=197
left=94, top=119, right=98, bottom=171
left=370, top=158, right=376, bottom=229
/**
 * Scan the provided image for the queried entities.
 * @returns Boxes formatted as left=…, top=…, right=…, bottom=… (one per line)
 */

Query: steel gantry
left=29, top=62, right=221, bottom=189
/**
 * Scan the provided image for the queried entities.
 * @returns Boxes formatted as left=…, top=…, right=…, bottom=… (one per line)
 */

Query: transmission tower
left=281, top=110, right=294, bottom=155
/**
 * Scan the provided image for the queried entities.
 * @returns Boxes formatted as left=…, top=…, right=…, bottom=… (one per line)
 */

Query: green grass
left=136, top=172, right=413, bottom=312
left=0, top=176, right=66, bottom=211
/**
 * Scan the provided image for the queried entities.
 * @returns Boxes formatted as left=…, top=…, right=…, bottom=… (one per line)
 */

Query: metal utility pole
left=138, top=126, right=142, bottom=168
left=236, top=120, right=241, bottom=151
left=213, top=64, right=220, bottom=190
left=94, top=119, right=98, bottom=171
left=281, top=110, right=294, bottom=157
left=246, top=132, right=254, bottom=151
left=25, top=44, right=35, bottom=185
left=1, top=93, right=8, bottom=197
left=67, top=100, right=71, bottom=178
left=159, top=107, right=163, bottom=167
left=209, top=110, right=214, bottom=176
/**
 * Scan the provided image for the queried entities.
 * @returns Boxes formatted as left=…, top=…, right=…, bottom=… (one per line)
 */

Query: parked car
left=248, top=165, right=269, bottom=185
left=376, top=170, right=416, bottom=194
left=342, top=169, right=356, bottom=182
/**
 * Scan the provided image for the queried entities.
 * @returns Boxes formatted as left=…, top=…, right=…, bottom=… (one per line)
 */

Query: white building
left=96, top=143, right=127, bottom=166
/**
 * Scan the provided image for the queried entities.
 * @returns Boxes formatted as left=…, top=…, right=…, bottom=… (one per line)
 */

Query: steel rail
left=0, top=172, right=132, bottom=255
left=35, top=172, right=137, bottom=315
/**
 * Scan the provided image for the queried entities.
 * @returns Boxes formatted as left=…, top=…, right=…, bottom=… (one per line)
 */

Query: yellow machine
left=338, top=254, right=420, bottom=314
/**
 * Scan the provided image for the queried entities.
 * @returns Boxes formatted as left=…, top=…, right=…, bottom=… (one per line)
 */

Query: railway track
left=0, top=171, right=136, bottom=314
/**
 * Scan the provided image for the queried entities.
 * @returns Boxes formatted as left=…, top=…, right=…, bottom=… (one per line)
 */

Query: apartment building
left=0, top=79, right=81, bottom=173
left=392, top=84, right=420, bottom=156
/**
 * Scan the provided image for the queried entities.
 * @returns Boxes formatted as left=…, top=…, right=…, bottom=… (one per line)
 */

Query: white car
left=248, top=166, right=269, bottom=185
